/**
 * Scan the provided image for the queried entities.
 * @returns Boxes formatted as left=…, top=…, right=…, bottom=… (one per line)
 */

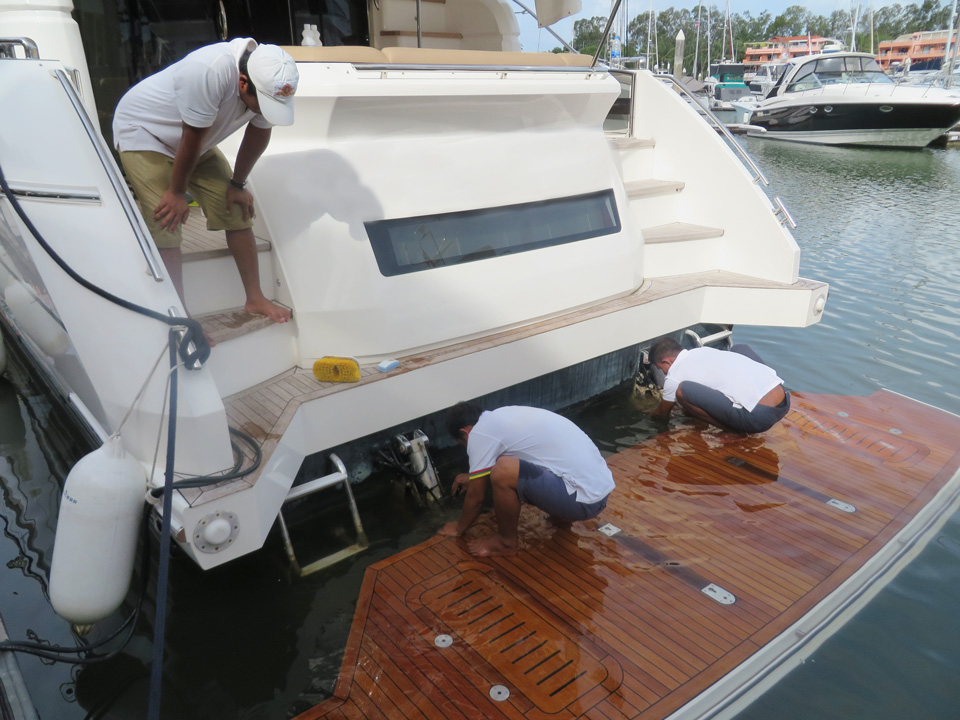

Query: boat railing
left=657, top=72, right=769, bottom=186
left=0, top=37, right=38, bottom=59
left=51, top=69, right=166, bottom=282
left=612, top=70, right=769, bottom=187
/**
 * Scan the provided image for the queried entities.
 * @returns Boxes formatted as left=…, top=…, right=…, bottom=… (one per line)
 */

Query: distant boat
left=741, top=51, right=960, bottom=147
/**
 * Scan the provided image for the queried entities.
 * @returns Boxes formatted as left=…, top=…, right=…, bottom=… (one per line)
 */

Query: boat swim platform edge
left=291, top=390, right=960, bottom=720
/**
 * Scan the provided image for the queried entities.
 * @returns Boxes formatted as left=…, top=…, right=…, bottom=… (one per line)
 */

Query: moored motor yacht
left=743, top=51, right=960, bottom=147
left=0, top=0, right=828, bottom=580
left=6, top=4, right=960, bottom=719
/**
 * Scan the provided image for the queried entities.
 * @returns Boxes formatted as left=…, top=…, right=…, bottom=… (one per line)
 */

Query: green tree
left=571, top=16, right=606, bottom=57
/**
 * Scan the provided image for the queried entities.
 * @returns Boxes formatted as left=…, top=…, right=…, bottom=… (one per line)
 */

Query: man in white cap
left=113, top=39, right=298, bottom=324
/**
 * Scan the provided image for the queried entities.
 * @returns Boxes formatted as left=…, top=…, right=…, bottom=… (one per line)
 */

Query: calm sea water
left=0, top=138, right=959, bottom=718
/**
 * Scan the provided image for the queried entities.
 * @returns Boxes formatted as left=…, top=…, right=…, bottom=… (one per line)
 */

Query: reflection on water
left=0, top=141, right=959, bottom=718
left=732, top=139, right=960, bottom=720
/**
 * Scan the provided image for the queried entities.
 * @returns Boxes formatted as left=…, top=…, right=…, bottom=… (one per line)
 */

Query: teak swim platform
left=294, top=390, right=960, bottom=720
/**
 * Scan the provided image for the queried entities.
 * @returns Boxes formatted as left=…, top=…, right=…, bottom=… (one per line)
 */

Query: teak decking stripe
left=296, top=391, right=960, bottom=720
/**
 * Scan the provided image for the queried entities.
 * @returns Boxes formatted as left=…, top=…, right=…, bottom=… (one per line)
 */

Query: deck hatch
left=420, top=569, right=608, bottom=714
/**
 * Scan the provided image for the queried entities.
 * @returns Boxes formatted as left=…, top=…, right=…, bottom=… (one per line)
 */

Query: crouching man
left=650, top=338, right=790, bottom=434
left=438, top=402, right=615, bottom=557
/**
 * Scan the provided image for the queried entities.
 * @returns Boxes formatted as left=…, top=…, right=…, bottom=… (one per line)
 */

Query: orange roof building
left=742, top=36, right=843, bottom=64
left=877, top=30, right=959, bottom=70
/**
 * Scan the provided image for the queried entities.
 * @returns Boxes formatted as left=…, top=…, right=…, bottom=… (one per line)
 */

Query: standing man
left=438, top=402, right=615, bottom=557
left=113, top=38, right=297, bottom=323
left=650, top=338, right=790, bottom=434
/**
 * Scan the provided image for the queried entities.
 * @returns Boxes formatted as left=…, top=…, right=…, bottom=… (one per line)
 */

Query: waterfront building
left=878, top=29, right=959, bottom=70
left=743, top=35, right=844, bottom=64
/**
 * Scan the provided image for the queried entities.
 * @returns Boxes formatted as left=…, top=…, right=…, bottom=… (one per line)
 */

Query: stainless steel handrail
left=0, top=37, right=39, bottom=59
left=656, top=73, right=769, bottom=187
left=773, top=196, right=798, bottom=228
left=52, top=69, right=166, bottom=281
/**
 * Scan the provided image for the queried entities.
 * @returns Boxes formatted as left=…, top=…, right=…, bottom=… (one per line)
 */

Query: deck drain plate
left=701, top=583, right=736, bottom=605
left=827, top=498, right=856, bottom=513
left=420, top=570, right=609, bottom=713
left=489, top=685, right=510, bottom=702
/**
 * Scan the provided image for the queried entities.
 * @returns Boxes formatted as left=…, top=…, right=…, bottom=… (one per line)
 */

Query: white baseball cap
left=247, top=44, right=299, bottom=126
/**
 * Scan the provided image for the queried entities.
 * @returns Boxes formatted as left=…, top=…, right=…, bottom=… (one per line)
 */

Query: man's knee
left=490, top=457, right=520, bottom=488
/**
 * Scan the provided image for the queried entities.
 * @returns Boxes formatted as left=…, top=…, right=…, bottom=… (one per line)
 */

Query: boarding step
left=277, top=454, right=369, bottom=576
left=181, top=208, right=270, bottom=263
left=195, top=307, right=297, bottom=397
left=607, top=136, right=656, bottom=149
left=196, top=307, right=280, bottom=345
left=624, top=179, right=684, bottom=199
left=642, top=221, right=725, bottom=244
left=180, top=208, right=277, bottom=316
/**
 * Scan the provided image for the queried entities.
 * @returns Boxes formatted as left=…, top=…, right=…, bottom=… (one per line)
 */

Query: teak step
left=195, top=307, right=280, bottom=345
left=643, top=221, right=725, bottom=244
left=181, top=207, right=270, bottom=262
left=379, top=30, right=464, bottom=39
left=608, top=136, right=656, bottom=149
left=624, top=179, right=684, bottom=199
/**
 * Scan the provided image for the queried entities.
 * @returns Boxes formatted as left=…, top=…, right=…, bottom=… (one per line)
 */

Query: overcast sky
left=516, top=0, right=904, bottom=50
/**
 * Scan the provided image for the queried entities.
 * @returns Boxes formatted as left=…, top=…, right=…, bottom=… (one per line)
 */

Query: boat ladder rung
left=277, top=453, right=369, bottom=577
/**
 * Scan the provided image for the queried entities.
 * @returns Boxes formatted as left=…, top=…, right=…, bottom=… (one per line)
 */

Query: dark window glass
left=815, top=57, right=844, bottom=74
left=366, top=190, right=621, bottom=277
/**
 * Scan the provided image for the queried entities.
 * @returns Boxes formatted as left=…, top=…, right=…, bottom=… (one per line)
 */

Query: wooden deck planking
left=296, top=390, right=960, bottom=720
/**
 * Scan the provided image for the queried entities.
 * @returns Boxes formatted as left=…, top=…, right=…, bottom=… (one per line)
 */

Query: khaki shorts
left=119, top=149, right=252, bottom=249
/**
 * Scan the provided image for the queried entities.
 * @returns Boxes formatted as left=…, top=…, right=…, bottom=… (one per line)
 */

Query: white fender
left=50, top=436, right=146, bottom=625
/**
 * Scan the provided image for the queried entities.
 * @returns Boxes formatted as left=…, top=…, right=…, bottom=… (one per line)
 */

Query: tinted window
left=366, top=191, right=621, bottom=276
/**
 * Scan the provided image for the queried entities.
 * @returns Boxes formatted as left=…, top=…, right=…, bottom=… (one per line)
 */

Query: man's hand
left=450, top=473, right=470, bottom=496
left=226, top=185, right=256, bottom=222
left=154, top=190, right=191, bottom=231
left=437, top=521, right=462, bottom=537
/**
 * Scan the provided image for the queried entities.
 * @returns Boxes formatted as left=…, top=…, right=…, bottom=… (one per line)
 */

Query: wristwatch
left=229, top=178, right=247, bottom=190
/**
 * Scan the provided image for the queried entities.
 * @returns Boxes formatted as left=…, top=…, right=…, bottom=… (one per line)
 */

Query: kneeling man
left=438, top=402, right=615, bottom=557
left=650, top=338, right=790, bottom=434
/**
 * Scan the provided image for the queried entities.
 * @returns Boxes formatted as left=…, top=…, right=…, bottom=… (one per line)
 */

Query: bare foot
left=466, top=535, right=518, bottom=557
left=245, top=297, right=291, bottom=323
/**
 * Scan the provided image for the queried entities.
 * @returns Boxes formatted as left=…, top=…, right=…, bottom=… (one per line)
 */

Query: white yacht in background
left=742, top=51, right=960, bottom=147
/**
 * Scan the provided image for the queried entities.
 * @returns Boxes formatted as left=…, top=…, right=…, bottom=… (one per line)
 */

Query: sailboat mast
left=694, top=0, right=703, bottom=77
left=706, top=2, right=711, bottom=70
left=943, top=0, right=958, bottom=83
left=850, top=2, right=860, bottom=52
left=727, top=0, right=734, bottom=61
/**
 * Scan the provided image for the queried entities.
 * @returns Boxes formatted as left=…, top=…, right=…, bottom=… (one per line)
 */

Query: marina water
left=1, top=137, right=959, bottom=717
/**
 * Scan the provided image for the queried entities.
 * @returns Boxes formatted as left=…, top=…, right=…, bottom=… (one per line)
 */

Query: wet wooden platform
left=294, top=390, right=960, bottom=720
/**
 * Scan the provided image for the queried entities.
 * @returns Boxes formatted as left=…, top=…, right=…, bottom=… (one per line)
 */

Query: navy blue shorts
left=679, top=381, right=790, bottom=434
left=516, top=460, right=608, bottom=521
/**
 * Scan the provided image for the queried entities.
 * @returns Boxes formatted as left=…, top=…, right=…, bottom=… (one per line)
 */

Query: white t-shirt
left=466, top=406, right=615, bottom=504
left=112, top=38, right=272, bottom=157
left=662, top=348, right=783, bottom=411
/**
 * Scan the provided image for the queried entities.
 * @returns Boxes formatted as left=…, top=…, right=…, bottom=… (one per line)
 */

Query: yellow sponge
left=313, top=356, right=361, bottom=383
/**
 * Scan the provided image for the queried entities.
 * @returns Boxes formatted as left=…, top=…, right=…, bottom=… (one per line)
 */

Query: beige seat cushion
left=281, top=46, right=388, bottom=63
left=381, top=47, right=587, bottom=67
